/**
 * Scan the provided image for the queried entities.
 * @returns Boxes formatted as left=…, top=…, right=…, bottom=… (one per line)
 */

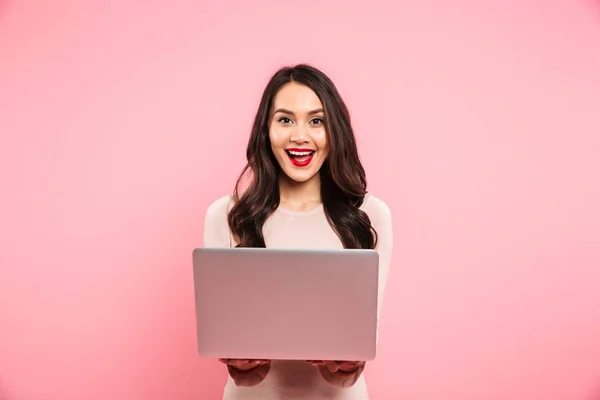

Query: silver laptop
left=192, top=247, right=379, bottom=361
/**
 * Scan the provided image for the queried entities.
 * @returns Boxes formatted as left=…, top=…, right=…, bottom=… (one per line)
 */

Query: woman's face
left=269, top=82, right=329, bottom=184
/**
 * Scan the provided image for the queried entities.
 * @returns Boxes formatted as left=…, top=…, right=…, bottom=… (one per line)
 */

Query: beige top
left=203, top=194, right=393, bottom=400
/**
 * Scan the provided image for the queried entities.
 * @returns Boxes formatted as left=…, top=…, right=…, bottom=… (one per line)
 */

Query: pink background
left=1, top=0, right=599, bottom=399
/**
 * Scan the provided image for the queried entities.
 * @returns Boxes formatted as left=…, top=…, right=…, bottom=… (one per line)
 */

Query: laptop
left=192, top=247, right=379, bottom=361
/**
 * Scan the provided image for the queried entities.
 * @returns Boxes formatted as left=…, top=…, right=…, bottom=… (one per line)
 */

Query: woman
left=203, top=64, right=393, bottom=400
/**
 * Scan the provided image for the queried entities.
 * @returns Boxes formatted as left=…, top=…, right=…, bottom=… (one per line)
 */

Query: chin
left=281, top=170, right=319, bottom=184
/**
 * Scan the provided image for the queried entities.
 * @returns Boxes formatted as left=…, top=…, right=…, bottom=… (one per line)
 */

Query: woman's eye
left=278, top=117, right=293, bottom=124
left=310, top=118, right=324, bottom=125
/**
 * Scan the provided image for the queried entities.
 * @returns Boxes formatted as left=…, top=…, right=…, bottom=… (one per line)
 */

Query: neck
left=278, top=173, right=322, bottom=212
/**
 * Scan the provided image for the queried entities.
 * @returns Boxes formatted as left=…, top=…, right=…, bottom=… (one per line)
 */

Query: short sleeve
left=203, top=195, right=234, bottom=248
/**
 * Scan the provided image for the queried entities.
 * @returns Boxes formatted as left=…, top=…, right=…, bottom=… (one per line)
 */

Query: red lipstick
left=285, top=148, right=315, bottom=167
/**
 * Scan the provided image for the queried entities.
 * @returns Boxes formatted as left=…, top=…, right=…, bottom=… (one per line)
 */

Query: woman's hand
left=219, top=359, right=271, bottom=387
left=307, top=360, right=366, bottom=388
left=307, top=360, right=364, bottom=372
left=219, top=359, right=270, bottom=370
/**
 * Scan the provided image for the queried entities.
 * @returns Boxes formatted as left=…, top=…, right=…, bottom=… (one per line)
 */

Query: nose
left=291, top=128, right=310, bottom=144
left=291, top=135, right=309, bottom=144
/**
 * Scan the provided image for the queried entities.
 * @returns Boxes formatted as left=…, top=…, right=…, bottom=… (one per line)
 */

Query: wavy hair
left=227, top=64, right=377, bottom=249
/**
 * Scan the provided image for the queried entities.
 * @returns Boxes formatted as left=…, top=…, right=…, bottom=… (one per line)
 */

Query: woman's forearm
left=317, top=363, right=366, bottom=388
left=227, top=362, right=271, bottom=387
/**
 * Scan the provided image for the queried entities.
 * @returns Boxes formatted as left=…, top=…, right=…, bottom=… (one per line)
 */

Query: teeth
left=288, top=151, right=313, bottom=156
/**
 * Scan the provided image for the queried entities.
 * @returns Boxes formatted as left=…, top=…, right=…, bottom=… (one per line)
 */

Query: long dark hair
left=227, top=64, right=377, bottom=249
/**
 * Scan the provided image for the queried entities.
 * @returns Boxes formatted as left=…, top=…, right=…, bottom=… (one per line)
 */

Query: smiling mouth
left=285, top=149, right=315, bottom=167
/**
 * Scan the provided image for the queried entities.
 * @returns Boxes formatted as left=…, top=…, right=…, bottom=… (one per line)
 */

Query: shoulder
left=361, top=193, right=392, bottom=223
left=203, top=195, right=235, bottom=247
left=362, top=194, right=393, bottom=254
left=205, top=195, right=235, bottom=219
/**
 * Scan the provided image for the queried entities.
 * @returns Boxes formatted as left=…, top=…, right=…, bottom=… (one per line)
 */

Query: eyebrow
left=273, top=108, right=324, bottom=116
